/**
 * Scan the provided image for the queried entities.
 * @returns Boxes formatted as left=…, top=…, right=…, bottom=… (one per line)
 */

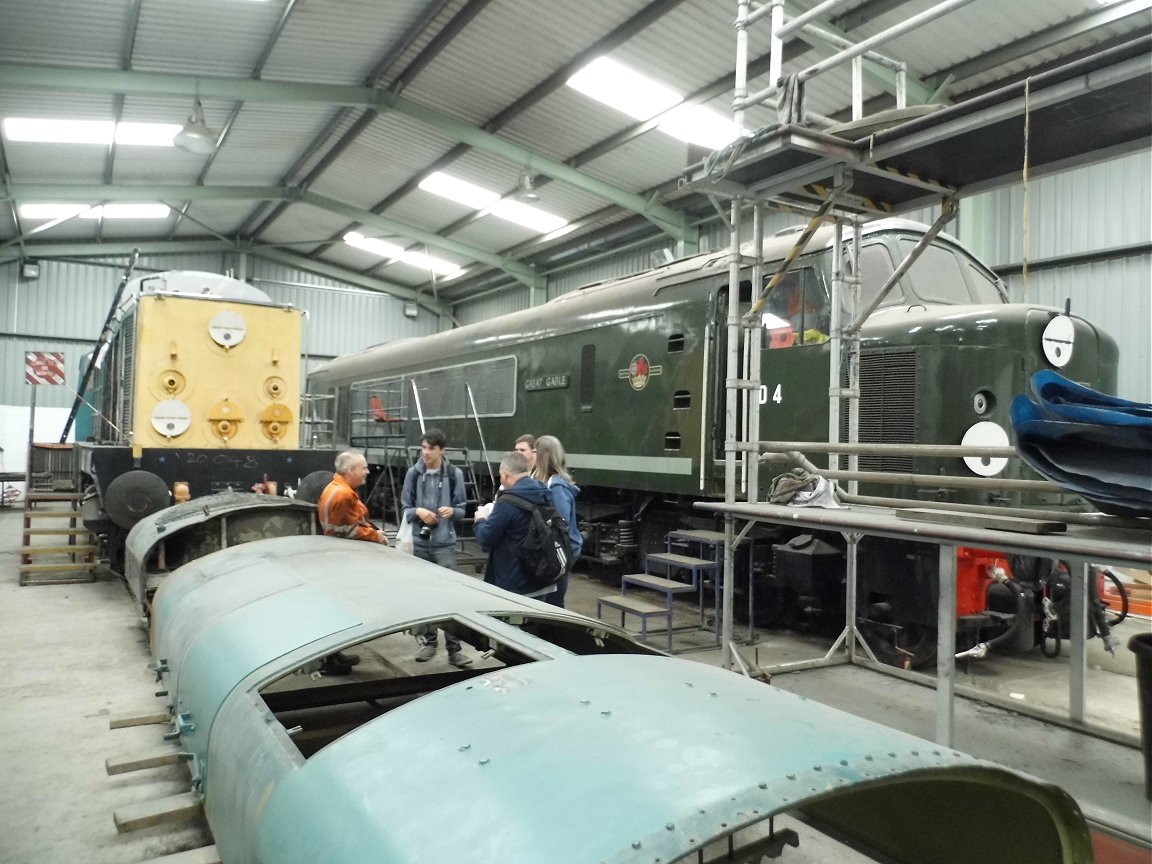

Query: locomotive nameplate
left=524, top=375, right=569, bottom=391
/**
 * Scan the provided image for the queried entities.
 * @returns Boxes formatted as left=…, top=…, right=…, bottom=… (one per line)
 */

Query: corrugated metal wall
left=455, top=285, right=531, bottom=326
left=0, top=253, right=435, bottom=408
left=1001, top=255, right=1151, bottom=401
left=957, top=149, right=1151, bottom=401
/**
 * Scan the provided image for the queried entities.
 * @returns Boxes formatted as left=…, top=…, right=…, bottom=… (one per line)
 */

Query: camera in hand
left=418, top=524, right=432, bottom=539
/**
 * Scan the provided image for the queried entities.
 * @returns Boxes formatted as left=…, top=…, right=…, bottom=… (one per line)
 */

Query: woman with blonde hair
left=532, top=435, right=582, bottom=608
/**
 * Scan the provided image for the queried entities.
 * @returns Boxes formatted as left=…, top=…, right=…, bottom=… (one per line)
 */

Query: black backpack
left=500, top=492, right=571, bottom=593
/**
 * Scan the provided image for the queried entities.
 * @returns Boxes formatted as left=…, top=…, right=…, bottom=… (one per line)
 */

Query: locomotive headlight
left=1041, top=314, right=1075, bottom=367
left=961, top=421, right=1009, bottom=477
left=150, top=399, right=192, bottom=438
left=971, top=390, right=995, bottom=416
left=209, top=310, right=248, bottom=348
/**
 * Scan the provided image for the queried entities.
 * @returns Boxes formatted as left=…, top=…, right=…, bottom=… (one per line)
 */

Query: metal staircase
left=597, top=528, right=728, bottom=652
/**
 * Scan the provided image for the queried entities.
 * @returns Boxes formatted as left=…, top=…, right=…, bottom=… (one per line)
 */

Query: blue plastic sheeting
left=1012, top=371, right=1152, bottom=517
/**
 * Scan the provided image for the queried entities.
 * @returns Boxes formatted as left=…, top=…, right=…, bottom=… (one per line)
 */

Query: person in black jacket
left=473, top=451, right=549, bottom=595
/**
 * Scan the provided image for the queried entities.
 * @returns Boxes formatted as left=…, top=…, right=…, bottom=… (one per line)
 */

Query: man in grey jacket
left=401, top=428, right=471, bottom=666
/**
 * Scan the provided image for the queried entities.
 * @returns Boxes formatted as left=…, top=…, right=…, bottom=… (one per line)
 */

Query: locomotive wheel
left=862, top=621, right=937, bottom=670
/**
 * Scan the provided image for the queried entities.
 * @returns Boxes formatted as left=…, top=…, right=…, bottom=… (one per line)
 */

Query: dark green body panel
left=309, top=223, right=1119, bottom=512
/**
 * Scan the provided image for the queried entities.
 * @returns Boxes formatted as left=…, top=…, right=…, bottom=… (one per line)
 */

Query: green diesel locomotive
left=307, top=219, right=1118, bottom=657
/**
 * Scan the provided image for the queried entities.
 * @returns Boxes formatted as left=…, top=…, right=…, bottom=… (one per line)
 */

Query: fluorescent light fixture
left=567, top=57, right=739, bottom=149
left=116, top=122, right=182, bottom=146
left=419, top=173, right=499, bottom=210
left=344, top=231, right=404, bottom=258
left=343, top=232, right=462, bottom=277
left=18, top=203, right=93, bottom=220
left=567, top=57, right=681, bottom=120
left=18, top=203, right=169, bottom=220
left=489, top=200, right=567, bottom=233
left=420, top=170, right=569, bottom=234
left=94, top=203, right=171, bottom=219
left=4, top=118, right=113, bottom=144
left=2, top=117, right=181, bottom=146
left=658, top=104, right=739, bottom=150
left=399, top=248, right=462, bottom=277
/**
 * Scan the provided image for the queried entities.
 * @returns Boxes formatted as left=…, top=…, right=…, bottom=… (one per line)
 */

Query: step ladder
left=19, top=491, right=98, bottom=586
left=597, top=541, right=719, bottom=652
left=666, top=527, right=758, bottom=643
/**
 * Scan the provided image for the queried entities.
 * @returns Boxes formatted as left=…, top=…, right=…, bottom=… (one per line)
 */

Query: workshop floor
left=0, top=510, right=1148, bottom=863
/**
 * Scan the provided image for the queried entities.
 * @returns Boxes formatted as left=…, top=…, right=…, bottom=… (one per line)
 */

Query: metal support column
left=935, top=545, right=958, bottom=746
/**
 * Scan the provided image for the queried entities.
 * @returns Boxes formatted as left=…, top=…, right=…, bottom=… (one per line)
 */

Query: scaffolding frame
left=688, top=2, right=1152, bottom=760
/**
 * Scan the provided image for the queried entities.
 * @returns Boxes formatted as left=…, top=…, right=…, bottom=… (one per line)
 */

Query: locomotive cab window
left=854, top=242, right=906, bottom=311
left=898, top=238, right=978, bottom=304
left=762, top=266, right=830, bottom=348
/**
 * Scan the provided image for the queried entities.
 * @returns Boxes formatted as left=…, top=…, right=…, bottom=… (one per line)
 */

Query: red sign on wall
left=25, top=352, right=66, bottom=385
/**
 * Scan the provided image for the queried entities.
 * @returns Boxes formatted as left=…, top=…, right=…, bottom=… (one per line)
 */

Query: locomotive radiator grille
left=115, top=310, right=136, bottom=443
left=840, top=350, right=916, bottom=472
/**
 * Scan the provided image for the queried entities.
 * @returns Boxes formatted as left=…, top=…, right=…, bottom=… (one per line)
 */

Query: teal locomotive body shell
left=150, top=536, right=1093, bottom=864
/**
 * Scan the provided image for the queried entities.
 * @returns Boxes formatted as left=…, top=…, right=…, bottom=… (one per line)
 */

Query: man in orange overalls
left=316, top=450, right=387, bottom=674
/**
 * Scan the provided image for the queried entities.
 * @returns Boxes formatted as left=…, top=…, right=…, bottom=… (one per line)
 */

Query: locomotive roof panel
left=308, top=218, right=1000, bottom=385
left=150, top=535, right=1094, bottom=864
left=116, top=270, right=289, bottom=315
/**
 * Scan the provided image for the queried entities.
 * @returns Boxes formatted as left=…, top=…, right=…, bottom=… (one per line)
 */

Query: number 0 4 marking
left=759, top=384, right=783, bottom=405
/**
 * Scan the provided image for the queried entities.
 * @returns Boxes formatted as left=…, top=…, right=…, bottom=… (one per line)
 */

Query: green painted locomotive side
left=309, top=220, right=1119, bottom=511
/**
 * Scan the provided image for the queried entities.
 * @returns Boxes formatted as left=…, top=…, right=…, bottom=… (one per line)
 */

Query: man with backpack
left=401, top=428, right=471, bottom=666
left=474, top=451, right=558, bottom=596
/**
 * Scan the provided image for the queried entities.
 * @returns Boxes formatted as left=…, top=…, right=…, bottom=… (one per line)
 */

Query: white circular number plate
left=208, top=310, right=248, bottom=347
left=151, top=399, right=192, bottom=437
left=1041, top=315, right=1074, bottom=368
left=961, top=421, right=1010, bottom=477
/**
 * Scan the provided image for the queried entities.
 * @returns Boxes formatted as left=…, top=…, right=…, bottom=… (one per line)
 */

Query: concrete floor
left=0, top=508, right=1149, bottom=862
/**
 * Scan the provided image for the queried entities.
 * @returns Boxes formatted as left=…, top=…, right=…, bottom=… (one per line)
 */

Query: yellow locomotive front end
left=78, top=271, right=340, bottom=568
left=130, top=292, right=302, bottom=451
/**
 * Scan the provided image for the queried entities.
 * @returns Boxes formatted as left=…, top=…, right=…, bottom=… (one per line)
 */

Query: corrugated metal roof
left=132, top=1, right=284, bottom=77
left=260, top=0, right=433, bottom=86
left=403, top=0, right=653, bottom=126
left=0, top=0, right=126, bottom=69
left=203, top=102, right=342, bottom=186
left=0, top=0, right=1147, bottom=313
left=307, top=112, right=460, bottom=210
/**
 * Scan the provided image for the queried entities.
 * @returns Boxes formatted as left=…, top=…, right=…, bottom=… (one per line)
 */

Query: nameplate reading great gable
left=524, top=375, right=569, bottom=391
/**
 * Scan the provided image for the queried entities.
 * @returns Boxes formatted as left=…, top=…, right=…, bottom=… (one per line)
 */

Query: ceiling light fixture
left=515, top=170, right=540, bottom=202
left=567, top=56, right=739, bottom=150
left=1, top=118, right=182, bottom=146
left=343, top=231, right=463, bottom=277
left=17, top=203, right=170, bottom=220
left=420, top=171, right=568, bottom=234
left=173, top=97, right=219, bottom=155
